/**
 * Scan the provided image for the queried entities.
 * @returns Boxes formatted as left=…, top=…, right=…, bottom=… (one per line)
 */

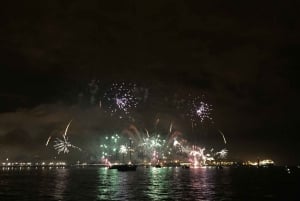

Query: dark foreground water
left=0, top=166, right=299, bottom=201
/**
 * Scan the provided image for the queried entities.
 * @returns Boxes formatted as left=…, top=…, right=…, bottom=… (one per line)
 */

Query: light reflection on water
left=95, top=167, right=239, bottom=200
left=0, top=166, right=299, bottom=200
left=97, top=168, right=119, bottom=200
left=53, top=168, right=69, bottom=201
left=147, top=168, right=170, bottom=201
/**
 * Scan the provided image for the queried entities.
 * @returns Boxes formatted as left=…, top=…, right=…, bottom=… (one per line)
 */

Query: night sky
left=0, top=1, right=299, bottom=165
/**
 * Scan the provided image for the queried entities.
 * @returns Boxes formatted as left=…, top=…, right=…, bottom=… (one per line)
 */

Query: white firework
left=53, top=120, right=81, bottom=154
left=45, top=136, right=52, bottom=146
left=216, top=149, right=228, bottom=159
left=54, top=137, right=70, bottom=154
left=188, top=96, right=212, bottom=124
left=218, top=129, right=227, bottom=144
left=104, top=82, right=139, bottom=117
left=119, top=145, right=128, bottom=154
left=53, top=136, right=81, bottom=154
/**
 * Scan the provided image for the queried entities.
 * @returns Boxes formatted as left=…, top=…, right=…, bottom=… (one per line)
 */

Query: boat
left=181, top=165, right=190, bottom=169
left=108, top=164, right=137, bottom=171
left=108, top=164, right=120, bottom=169
left=180, top=163, right=191, bottom=169
left=116, top=164, right=137, bottom=171
left=108, top=139, right=137, bottom=171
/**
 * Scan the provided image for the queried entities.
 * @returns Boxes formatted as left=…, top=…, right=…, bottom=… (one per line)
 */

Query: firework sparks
left=216, top=149, right=228, bottom=159
left=95, top=122, right=228, bottom=166
left=169, top=122, right=173, bottom=133
left=193, top=101, right=212, bottom=122
left=145, top=129, right=150, bottom=137
left=218, top=129, right=227, bottom=144
left=119, top=145, right=128, bottom=154
left=45, top=136, right=52, bottom=146
left=53, top=137, right=82, bottom=154
left=53, top=121, right=81, bottom=154
left=187, top=96, right=212, bottom=125
left=104, top=82, right=139, bottom=117
left=63, top=120, right=72, bottom=138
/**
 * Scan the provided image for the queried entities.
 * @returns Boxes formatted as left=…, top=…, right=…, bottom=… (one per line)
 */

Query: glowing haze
left=0, top=1, right=299, bottom=165
left=44, top=81, right=225, bottom=165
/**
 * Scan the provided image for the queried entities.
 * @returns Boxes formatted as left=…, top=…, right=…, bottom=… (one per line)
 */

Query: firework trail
left=145, top=128, right=150, bottom=137
left=122, top=124, right=142, bottom=143
left=45, top=136, right=52, bottom=146
left=54, top=138, right=70, bottom=154
left=169, top=122, right=173, bottom=133
left=218, top=129, right=227, bottom=144
left=63, top=120, right=72, bottom=138
left=128, top=124, right=142, bottom=142
left=99, top=100, right=102, bottom=109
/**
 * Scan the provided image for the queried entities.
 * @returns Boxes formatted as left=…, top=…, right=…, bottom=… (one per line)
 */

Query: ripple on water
left=0, top=166, right=299, bottom=201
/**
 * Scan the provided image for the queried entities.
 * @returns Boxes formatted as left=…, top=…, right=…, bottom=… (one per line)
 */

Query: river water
left=0, top=166, right=299, bottom=200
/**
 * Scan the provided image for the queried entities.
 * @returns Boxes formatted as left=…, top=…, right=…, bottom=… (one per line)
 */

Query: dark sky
left=0, top=1, right=299, bottom=165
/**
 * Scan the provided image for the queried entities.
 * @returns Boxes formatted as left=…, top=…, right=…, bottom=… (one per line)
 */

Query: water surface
left=0, top=166, right=299, bottom=200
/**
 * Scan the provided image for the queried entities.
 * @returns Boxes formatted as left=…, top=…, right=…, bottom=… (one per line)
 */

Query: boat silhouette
left=109, top=139, right=137, bottom=171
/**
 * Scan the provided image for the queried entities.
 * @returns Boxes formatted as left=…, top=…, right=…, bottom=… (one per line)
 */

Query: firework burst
left=215, top=148, right=228, bottom=159
left=187, top=96, right=213, bottom=125
left=53, top=136, right=82, bottom=154
left=104, top=82, right=139, bottom=118
left=53, top=121, right=82, bottom=154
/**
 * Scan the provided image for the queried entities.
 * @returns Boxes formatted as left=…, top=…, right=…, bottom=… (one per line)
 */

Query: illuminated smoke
left=96, top=124, right=228, bottom=166
left=88, top=79, right=100, bottom=105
